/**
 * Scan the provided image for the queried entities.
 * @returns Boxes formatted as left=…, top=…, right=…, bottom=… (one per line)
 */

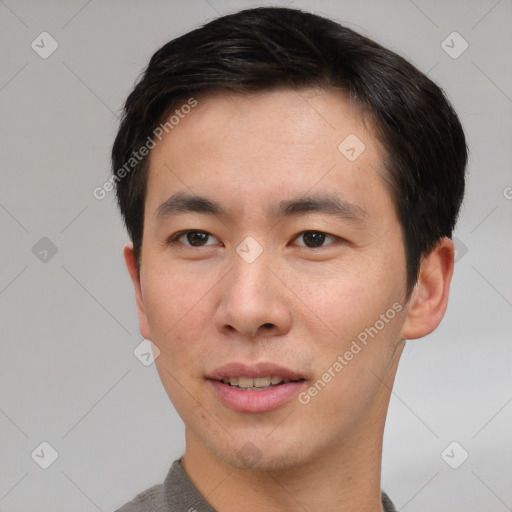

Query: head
left=112, top=7, right=467, bottom=471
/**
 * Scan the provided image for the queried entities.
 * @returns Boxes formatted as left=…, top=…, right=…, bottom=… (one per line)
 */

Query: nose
left=214, top=248, right=292, bottom=340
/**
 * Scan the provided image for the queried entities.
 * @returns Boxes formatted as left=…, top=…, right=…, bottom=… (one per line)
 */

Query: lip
left=209, top=380, right=306, bottom=413
left=207, top=362, right=305, bottom=381
left=207, top=362, right=306, bottom=413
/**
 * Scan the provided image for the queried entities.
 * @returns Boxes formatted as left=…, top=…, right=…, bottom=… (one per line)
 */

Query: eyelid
left=291, top=230, right=340, bottom=247
left=167, top=229, right=342, bottom=249
left=167, top=229, right=220, bottom=247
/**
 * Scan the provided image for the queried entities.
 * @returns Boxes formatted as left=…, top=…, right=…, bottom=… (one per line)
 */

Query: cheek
left=143, top=260, right=213, bottom=329
left=141, top=265, right=216, bottom=369
left=288, top=260, right=391, bottom=338
left=292, top=260, right=405, bottom=383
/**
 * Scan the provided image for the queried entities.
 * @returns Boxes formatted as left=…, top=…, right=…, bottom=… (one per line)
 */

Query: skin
left=124, top=88, right=455, bottom=512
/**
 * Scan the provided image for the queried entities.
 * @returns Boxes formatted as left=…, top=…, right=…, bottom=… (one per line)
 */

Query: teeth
left=253, top=377, right=271, bottom=388
left=238, top=377, right=254, bottom=388
left=221, top=376, right=291, bottom=388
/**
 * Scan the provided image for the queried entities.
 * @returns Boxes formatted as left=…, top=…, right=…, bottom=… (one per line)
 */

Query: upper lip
left=207, top=362, right=305, bottom=381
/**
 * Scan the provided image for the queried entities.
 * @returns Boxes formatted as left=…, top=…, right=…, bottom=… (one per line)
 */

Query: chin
left=202, top=429, right=316, bottom=473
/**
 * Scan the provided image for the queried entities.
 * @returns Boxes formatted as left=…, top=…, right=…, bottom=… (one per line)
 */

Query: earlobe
left=400, top=237, right=455, bottom=340
left=123, top=243, right=151, bottom=340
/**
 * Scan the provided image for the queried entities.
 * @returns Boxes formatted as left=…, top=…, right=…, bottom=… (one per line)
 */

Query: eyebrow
left=154, top=192, right=367, bottom=223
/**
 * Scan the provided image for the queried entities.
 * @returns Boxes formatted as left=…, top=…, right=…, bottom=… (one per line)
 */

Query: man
left=112, top=6, right=467, bottom=511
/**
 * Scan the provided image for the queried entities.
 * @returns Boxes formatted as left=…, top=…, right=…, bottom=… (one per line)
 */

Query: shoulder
left=112, top=482, right=167, bottom=512
left=381, top=491, right=397, bottom=512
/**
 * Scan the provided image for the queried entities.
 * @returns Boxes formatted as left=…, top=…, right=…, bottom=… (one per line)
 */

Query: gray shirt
left=114, top=458, right=397, bottom=512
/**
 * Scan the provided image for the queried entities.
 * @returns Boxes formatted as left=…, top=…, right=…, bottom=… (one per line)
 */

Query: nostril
left=262, top=323, right=274, bottom=329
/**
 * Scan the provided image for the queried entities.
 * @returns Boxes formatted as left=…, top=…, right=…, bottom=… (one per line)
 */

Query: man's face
left=131, top=88, right=411, bottom=470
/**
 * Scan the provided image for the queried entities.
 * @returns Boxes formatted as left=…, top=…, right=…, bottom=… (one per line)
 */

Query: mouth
left=207, top=362, right=307, bottom=413
left=218, top=376, right=305, bottom=390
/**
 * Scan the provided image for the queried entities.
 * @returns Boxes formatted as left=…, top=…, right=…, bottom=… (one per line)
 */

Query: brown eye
left=295, top=231, right=336, bottom=248
left=302, top=232, right=325, bottom=247
left=169, top=230, right=219, bottom=247
left=186, top=231, right=210, bottom=246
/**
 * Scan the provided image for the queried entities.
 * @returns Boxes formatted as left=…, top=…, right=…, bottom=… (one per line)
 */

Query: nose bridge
left=228, top=233, right=274, bottom=295
left=215, top=241, right=291, bottom=337
left=231, top=247, right=272, bottom=299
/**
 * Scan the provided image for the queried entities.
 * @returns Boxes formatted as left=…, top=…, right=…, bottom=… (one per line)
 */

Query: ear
left=400, top=237, right=455, bottom=340
left=123, top=242, right=151, bottom=340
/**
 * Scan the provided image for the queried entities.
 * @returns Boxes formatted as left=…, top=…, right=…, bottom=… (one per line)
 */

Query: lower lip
left=209, top=380, right=306, bottom=413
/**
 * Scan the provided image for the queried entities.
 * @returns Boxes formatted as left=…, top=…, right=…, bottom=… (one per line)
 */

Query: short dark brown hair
left=111, top=6, right=467, bottom=298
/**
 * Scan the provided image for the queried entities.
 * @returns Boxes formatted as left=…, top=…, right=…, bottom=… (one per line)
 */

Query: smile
left=221, top=376, right=302, bottom=389
left=207, top=362, right=307, bottom=412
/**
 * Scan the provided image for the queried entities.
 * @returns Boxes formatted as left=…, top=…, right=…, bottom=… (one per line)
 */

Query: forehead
left=145, top=88, right=390, bottom=218
left=161, top=88, right=373, bottom=160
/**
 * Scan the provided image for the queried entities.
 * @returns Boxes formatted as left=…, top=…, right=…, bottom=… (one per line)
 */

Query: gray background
left=1, top=0, right=511, bottom=510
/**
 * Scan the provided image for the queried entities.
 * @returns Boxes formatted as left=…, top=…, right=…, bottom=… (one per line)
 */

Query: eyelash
left=166, top=230, right=341, bottom=249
